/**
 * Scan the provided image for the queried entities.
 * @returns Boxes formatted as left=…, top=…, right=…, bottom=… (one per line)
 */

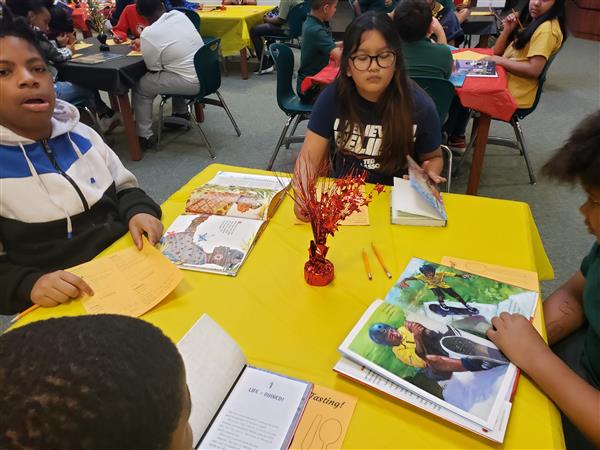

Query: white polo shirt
left=140, top=10, right=204, bottom=83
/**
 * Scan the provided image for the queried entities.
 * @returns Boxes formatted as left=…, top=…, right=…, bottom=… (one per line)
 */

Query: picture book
left=335, top=257, right=539, bottom=442
left=160, top=172, right=289, bottom=276
left=70, top=52, right=124, bottom=64
left=454, top=59, right=498, bottom=77
left=177, top=314, right=312, bottom=450
left=390, top=156, right=447, bottom=226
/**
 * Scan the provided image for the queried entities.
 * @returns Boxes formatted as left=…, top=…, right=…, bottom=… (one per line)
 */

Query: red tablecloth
left=452, top=48, right=517, bottom=122
left=70, top=4, right=90, bottom=33
left=301, top=48, right=518, bottom=122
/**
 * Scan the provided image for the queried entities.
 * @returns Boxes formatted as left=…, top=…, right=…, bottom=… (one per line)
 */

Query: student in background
left=112, top=1, right=149, bottom=43
left=0, top=15, right=162, bottom=314
left=427, top=0, right=463, bottom=46
left=132, top=0, right=204, bottom=149
left=0, top=315, right=192, bottom=450
left=488, top=111, right=600, bottom=450
left=393, top=0, right=453, bottom=79
left=111, top=0, right=135, bottom=25
left=293, top=12, right=444, bottom=220
left=297, top=0, right=341, bottom=102
left=358, top=0, right=397, bottom=14
left=444, top=0, right=565, bottom=151
left=163, top=0, right=202, bottom=10
left=250, top=0, right=303, bottom=75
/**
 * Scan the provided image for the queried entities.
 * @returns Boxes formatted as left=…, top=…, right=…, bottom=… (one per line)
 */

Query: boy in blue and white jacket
left=0, top=15, right=163, bottom=314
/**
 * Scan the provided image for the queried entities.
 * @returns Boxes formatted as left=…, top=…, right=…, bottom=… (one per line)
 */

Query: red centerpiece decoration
left=289, top=158, right=384, bottom=286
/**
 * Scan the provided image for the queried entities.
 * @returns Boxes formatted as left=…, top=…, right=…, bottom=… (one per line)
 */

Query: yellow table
left=18, top=164, right=563, bottom=449
left=198, top=5, right=274, bottom=78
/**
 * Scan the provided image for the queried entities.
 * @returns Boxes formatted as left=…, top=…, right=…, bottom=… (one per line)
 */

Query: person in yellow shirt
left=399, top=264, right=476, bottom=313
left=485, top=0, right=566, bottom=108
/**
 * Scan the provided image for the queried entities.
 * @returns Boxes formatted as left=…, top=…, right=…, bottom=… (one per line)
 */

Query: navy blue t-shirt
left=307, top=81, right=442, bottom=185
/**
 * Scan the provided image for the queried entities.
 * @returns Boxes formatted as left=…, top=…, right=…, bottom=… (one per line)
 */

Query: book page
left=440, top=256, right=540, bottom=292
left=70, top=238, right=182, bottom=317
left=185, top=172, right=289, bottom=220
left=333, top=358, right=510, bottom=443
left=176, top=315, right=247, bottom=447
left=392, top=178, right=444, bottom=222
left=198, top=366, right=312, bottom=450
left=406, top=156, right=447, bottom=220
left=453, top=50, right=487, bottom=61
left=160, top=214, right=263, bottom=276
left=289, top=385, right=357, bottom=450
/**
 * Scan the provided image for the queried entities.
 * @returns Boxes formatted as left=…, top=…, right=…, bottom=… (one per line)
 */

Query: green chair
left=411, top=76, right=456, bottom=192
left=258, top=3, right=307, bottom=74
left=266, top=43, right=313, bottom=170
left=174, top=7, right=219, bottom=47
left=465, top=51, right=561, bottom=185
left=157, top=39, right=241, bottom=157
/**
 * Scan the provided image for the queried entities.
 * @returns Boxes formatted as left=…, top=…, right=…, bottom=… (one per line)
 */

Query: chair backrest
left=517, top=49, right=560, bottom=119
left=174, top=7, right=201, bottom=32
left=269, top=43, right=298, bottom=112
left=194, top=39, right=222, bottom=98
left=410, top=76, right=456, bottom=123
left=286, top=3, right=308, bottom=39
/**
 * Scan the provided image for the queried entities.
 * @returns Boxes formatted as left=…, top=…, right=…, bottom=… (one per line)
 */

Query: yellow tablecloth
left=198, top=5, right=274, bottom=56
left=17, top=164, right=563, bottom=449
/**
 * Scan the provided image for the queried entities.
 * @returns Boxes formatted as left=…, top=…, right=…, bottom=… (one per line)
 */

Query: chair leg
left=188, top=102, right=215, bottom=159
left=267, top=114, right=295, bottom=171
left=512, top=117, right=536, bottom=184
left=441, top=145, right=453, bottom=193
left=157, top=96, right=168, bottom=150
left=285, top=114, right=302, bottom=149
left=83, top=106, right=106, bottom=141
left=215, top=91, right=241, bottom=136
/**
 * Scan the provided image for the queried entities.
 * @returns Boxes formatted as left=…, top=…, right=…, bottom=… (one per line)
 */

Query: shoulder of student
left=409, top=81, right=438, bottom=115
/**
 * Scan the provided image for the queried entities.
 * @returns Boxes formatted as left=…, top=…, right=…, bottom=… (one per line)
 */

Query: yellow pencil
left=362, top=249, right=372, bottom=281
left=9, top=304, right=40, bottom=325
left=371, top=242, right=392, bottom=279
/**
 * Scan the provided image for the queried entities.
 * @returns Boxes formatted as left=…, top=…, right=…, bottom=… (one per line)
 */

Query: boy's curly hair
left=0, top=315, right=185, bottom=450
left=541, top=110, right=600, bottom=187
left=0, top=6, right=42, bottom=55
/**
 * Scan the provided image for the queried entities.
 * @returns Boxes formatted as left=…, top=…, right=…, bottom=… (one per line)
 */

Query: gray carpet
left=1, top=36, right=598, bottom=329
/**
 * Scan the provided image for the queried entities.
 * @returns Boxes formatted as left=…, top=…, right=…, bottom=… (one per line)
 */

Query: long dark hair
left=511, top=0, right=567, bottom=50
left=336, top=11, right=414, bottom=175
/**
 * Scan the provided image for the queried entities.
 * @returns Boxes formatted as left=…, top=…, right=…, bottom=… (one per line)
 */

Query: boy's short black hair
left=0, top=315, right=185, bottom=450
left=0, top=7, right=43, bottom=56
left=541, top=110, right=600, bottom=187
left=310, top=0, right=337, bottom=11
left=49, top=4, right=74, bottom=35
left=5, top=0, right=52, bottom=18
left=136, top=0, right=163, bottom=18
left=393, top=0, right=433, bottom=42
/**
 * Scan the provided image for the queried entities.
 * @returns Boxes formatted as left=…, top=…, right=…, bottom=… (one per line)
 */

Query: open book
left=177, top=314, right=312, bottom=450
left=391, top=156, right=447, bottom=226
left=160, top=172, right=288, bottom=276
left=335, top=257, right=539, bottom=442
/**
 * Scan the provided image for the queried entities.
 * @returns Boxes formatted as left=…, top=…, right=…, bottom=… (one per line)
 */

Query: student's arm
left=488, top=314, right=600, bottom=447
left=330, top=47, right=342, bottom=65
left=430, top=18, right=447, bottom=45
left=487, top=54, right=547, bottom=79
left=112, top=6, right=132, bottom=42
left=419, top=148, right=445, bottom=183
left=140, top=37, right=162, bottom=71
left=544, top=271, right=586, bottom=345
left=492, top=13, right=519, bottom=56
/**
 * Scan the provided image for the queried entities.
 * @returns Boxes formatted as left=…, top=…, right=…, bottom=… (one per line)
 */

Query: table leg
left=466, top=113, right=491, bottom=195
left=109, top=94, right=119, bottom=112
left=240, top=48, right=249, bottom=80
left=116, top=93, right=143, bottom=161
left=194, top=103, right=205, bottom=123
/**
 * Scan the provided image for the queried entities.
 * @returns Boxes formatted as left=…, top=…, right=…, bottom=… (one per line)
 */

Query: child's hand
left=130, top=38, right=141, bottom=51
left=487, top=313, right=549, bottom=370
left=502, top=13, right=519, bottom=33
left=421, top=159, right=447, bottom=184
left=31, top=271, right=94, bottom=307
left=129, top=213, right=163, bottom=249
left=56, top=33, right=70, bottom=48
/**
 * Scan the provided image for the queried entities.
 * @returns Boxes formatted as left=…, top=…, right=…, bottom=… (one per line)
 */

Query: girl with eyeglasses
left=293, top=11, right=445, bottom=221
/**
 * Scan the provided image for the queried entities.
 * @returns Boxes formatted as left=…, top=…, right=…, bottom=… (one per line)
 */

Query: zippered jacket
left=0, top=100, right=161, bottom=314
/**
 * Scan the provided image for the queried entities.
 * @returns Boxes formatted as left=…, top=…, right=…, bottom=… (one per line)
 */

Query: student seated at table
left=112, top=2, right=149, bottom=43
left=445, top=0, right=565, bottom=151
left=0, top=315, right=193, bottom=450
left=358, top=0, right=397, bottom=14
left=250, top=0, right=303, bottom=75
left=297, top=0, right=341, bottom=103
left=293, top=12, right=444, bottom=220
left=393, top=0, right=453, bottom=79
left=0, top=16, right=163, bottom=314
left=5, top=0, right=120, bottom=131
left=47, top=4, right=76, bottom=56
left=488, top=110, right=600, bottom=450
left=133, top=0, right=204, bottom=149
left=427, top=0, right=463, bottom=46
left=111, top=0, right=135, bottom=25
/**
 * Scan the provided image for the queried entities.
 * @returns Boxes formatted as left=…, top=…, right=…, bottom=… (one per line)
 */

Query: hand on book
left=487, top=313, right=548, bottom=371
left=31, top=270, right=94, bottom=307
left=129, top=213, right=164, bottom=249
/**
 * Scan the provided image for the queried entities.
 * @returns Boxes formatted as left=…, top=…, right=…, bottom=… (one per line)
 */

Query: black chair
left=266, top=43, right=313, bottom=170
left=157, top=39, right=241, bottom=156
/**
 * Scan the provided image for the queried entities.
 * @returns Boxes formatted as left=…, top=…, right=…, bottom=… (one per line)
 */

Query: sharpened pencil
left=9, top=304, right=40, bottom=325
left=362, top=249, right=372, bottom=281
left=371, top=242, right=392, bottom=279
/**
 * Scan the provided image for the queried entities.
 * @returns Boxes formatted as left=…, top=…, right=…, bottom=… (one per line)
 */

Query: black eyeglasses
left=349, top=51, right=397, bottom=71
